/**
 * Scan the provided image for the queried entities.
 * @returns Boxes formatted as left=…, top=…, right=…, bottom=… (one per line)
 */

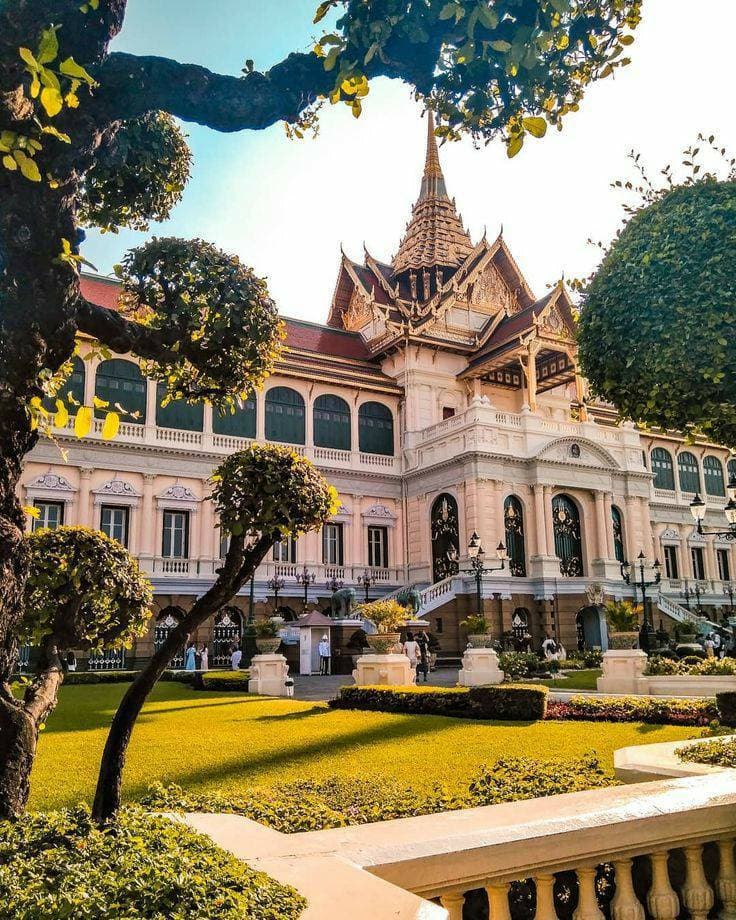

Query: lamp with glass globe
left=462, top=531, right=506, bottom=623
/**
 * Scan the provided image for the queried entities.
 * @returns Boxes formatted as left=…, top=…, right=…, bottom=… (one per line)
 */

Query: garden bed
left=677, top=737, right=736, bottom=769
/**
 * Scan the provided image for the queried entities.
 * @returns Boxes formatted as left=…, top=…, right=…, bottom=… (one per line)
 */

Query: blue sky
left=84, top=0, right=736, bottom=322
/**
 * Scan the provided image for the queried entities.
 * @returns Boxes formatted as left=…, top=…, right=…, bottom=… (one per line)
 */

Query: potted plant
left=461, top=612, right=492, bottom=648
left=358, top=600, right=410, bottom=654
left=604, top=600, right=641, bottom=650
left=254, top=617, right=282, bottom=654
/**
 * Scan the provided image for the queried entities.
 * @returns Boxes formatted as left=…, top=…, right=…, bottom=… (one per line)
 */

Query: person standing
left=318, top=634, right=331, bottom=675
left=704, top=634, right=715, bottom=658
left=403, top=631, right=420, bottom=675
left=416, top=630, right=430, bottom=683
left=230, top=643, right=242, bottom=671
left=199, top=644, right=209, bottom=671
left=184, top=642, right=197, bottom=671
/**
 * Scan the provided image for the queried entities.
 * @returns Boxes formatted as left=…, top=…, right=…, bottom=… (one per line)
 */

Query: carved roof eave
left=495, top=235, right=537, bottom=308
left=364, top=251, right=399, bottom=300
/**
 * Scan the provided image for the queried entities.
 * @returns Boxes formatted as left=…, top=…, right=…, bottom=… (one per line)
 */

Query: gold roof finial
left=419, top=110, right=448, bottom=201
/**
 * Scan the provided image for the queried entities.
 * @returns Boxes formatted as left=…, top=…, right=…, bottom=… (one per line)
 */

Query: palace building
left=22, top=114, right=736, bottom=671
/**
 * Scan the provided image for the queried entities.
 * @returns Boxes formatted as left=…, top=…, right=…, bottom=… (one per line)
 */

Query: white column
left=352, top=498, right=363, bottom=569
left=604, top=493, right=616, bottom=559
left=256, top=391, right=266, bottom=442
left=139, top=474, right=156, bottom=558
left=144, top=378, right=157, bottom=429
left=77, top=467, right=93, bottom=527
left=543, top=485, right=555, bottom=558
left=533, top=483, right=547, bottom=556
left=594, top=490, right=608, bottom=559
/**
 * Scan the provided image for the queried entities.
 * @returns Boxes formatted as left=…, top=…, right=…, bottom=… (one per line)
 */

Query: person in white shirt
left=542, top=634, right=559, bottom=661
left=318, top=635, right=331, bottom=675
left=403, top=632, right=420, bottom=673
left=199, top=645, right=209, bottom=671
left=231, top=645, right=242, bottom=670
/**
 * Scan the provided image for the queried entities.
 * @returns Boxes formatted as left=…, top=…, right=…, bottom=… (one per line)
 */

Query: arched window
left=95, top=359, right=146, bottom=423
left=611, top=505, right=625, bottom=563
left=704, top=455, right=726, bottom=497
left=155, top=383, right=204, bottom=432
left=552, top=494, right=584, bottom=577
left=313, top=394, right=351, bottom=451
left=504, top=495, right=526, bottom=577
left=154, top=606, right=186, bottom=668
left=430, top=493, right=460, bottom=583
left=265, top=387, right=305, bottom=444
left=651, top=447, right=675, bottom=491
left=44, top=356, right=85, bottom=413
left=358, top=402, right=394, bottom=456
left=677, top=451, right=700, bottom=494
left=729, top=458, right=736, bottom=490
left=213, top=397, right=256, bottom=439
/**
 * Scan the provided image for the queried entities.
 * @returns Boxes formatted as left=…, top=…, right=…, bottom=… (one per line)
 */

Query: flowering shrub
left=645, top=656, right=736, bottom=676
left=678, top=738, right=736, bottom=769
left=546, top=694, right=717, bottom=726
left=460, top=613, right=489, bottom=634
left=22, top=527, right=152, bottom=651
left=212, top=444, right=340, bottom=540
left=604, top=600, right=641, bottom=632
left=498, top=651, right=540, bottom=681
left=356, top=599, right=410, bottom=633
left=142, top=753, right=615, bottom=833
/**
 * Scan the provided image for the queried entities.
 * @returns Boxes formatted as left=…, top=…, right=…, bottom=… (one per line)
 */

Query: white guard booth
left=297, top=611, right=333, bottom=675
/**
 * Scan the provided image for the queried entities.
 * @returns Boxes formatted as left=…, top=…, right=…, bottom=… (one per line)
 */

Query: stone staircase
left=656, top=592, right=721, bottom=632
left=380, top=575, right=459, bottom=616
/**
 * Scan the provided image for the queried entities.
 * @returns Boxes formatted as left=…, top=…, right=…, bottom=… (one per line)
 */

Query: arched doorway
left=552, top=494, right=584, bottom=576
left=504, top=495, right=526, bottom=577
left=430, top=493, right=460, bottom=583
left=212, top=607, right=243, bottom=667
left=154, top=606, right=186, bottom=668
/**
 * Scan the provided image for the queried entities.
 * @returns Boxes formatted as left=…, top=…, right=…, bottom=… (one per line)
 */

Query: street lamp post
left=356, top=569, right=376, bottom=603
left=724, top=581, right=735, bottom=621
left=266, top=575, right=286, bottom=616
left=689, top=471, right=736, bottom=540
left=682, top=578, right=703, bottom=616
left=295, top=566, right=316, bottom=609
left=461, top=531, right=507, bottom=620
left=621, top=551, right=661, bottom=652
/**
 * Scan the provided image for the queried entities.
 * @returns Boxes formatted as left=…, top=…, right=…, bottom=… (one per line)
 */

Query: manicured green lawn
left=29, top=682, right=694, bottom=812
left=540, top=669, right=602, bottom=690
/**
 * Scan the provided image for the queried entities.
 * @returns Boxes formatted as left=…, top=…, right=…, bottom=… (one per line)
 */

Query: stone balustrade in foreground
left=182, top=769, right=736, bottom=920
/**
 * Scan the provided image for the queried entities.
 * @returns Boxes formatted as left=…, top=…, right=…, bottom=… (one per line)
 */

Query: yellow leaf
left=92, top=395, right=109, bottom=409
left=54, top=399, right=69, bottom=429
left=102, top=411, right=120, bottom=440
left=75, top=405, right=93, bottom=438
left=13, top=151, right=41, bottom=182
left=2, top=155, right=17, bottom=171
left=351, top=98, right=362, bottom=118
left=522, top=117, right=547, bottom=138
left=40, top=86, right=64, bottom=117
left=24, top=505, right=41, bottom=519
left=18, top=48, right=39, bottom=71
left=507, top=134, right=524, bottom=158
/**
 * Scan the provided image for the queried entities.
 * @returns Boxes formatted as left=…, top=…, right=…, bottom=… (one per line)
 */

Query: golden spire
left=392, top=110, right=473, bottom=277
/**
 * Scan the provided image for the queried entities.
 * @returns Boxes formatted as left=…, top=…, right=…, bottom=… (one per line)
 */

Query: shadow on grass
left=252, top=706, right=329, bottom=724
left=122, top=708, right=462, bottom=802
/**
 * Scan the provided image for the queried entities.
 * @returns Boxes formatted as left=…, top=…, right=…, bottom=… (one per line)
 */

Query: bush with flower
left=357, top=600, right=410, bottom=634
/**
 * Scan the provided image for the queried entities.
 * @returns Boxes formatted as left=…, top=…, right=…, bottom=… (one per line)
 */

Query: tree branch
left=76, top=297, right=182, bottom=362
left=92, top=50, right=342, bottom=131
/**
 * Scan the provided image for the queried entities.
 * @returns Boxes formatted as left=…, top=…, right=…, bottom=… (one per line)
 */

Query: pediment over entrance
left=534, top=437, right=620, bottom=470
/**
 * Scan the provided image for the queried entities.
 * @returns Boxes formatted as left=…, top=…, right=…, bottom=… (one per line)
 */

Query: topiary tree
left=92, top=443, right=339, bottom=822
left=0, top=527, right=152, bottom=818
left=0, top=1, right=641, bottom=818
left=578, top=170, right=736, bottom=447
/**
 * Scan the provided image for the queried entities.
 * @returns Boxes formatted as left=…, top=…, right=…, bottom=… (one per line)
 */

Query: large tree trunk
left=92, top=534, right=272, bottom=823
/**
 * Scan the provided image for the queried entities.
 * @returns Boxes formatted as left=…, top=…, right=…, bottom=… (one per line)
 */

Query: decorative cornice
left=24, top=472, right=76, bottom=502
left=93, top=478, right=141, bottom=507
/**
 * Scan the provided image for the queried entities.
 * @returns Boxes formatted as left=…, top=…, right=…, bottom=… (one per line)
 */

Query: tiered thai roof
left=391, top=112, right=475, bottom=275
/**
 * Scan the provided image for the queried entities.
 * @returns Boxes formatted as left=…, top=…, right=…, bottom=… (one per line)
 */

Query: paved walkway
left=292, top=668, right=458, bottom=701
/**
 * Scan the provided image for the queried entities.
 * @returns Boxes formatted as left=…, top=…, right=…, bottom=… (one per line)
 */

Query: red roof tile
left=80, top=274, right=122, bottom=310
left=285, top=319, right=372, bottom=361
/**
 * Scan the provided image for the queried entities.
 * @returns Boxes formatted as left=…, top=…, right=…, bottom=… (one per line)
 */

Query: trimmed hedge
left=330, top=684, right=548, bottom=721
left=63, top=670, right=138, bottom=685
left=0, top=807, right=305, bottom=919
left=201, top=670, right=251, bottom=691
left=142, top=752, right=614, bottom=833
left=547, top=695, right=718, bottom=727
left=717, top=691, right=736, bottom=727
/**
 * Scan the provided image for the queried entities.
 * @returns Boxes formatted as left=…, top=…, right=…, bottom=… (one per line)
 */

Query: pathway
left=292, top=668, right=459, bottom=701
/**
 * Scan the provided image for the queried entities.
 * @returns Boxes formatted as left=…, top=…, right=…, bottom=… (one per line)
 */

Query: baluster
left=682, top=845, right=714, bottom=920
left=440, top=891, right=465, bottom=920
left=486, top=882, right=511, bottom=920
left=611, top=859, right=645, bottom=920
left=648, top=850, right=679, bottom=920
left=574, top=867, right=605, bottom=920
left=717, top=839, right=736, bottom=920
left=534, top=874, right=558, bottom=920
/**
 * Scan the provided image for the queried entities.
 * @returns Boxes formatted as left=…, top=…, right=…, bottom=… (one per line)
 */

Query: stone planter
left=255, top=637, right=282, bottom=654
left=366, top=632, right=401, bottom=654
left=467, top=633, right=493, bottom=649
left=608, top=631, right=638, bottom=650
left=458, top=647, right=504, bottom=687
left=353, top=653, right=415, bottom=687
left=248, top=652, right=290, bottom=696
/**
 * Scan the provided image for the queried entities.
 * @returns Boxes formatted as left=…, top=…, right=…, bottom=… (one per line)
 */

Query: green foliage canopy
left=211, top=443, right=340, bottom=540
left=22, top=527, right=152, bottom=651
left=578, top=179, right=736, bottom=446
left=116, top=238, right=283, bottom=409
left=79, top=111, right=192, bottom=233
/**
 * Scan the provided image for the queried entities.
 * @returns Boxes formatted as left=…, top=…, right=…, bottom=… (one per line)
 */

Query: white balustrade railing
left=184, top=773, right=736, bottom=920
